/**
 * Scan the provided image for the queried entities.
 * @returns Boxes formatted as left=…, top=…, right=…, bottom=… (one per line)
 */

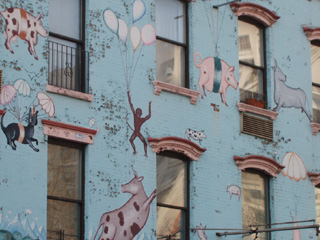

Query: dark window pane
left=156, top=0, right=186, bottom=43
left=157, top=155, right=186, bottom=207
left=49, top=0, right=81, bottom=40
left=311, top=45, right=320, bottom=85
left=239, top=21, right=264, bottom=67
left=242, top=171, right=268, bottom=240
left=156, top=40, right=185, bottom=87
left=48, top=142, right=82, bottom=200
left=47, top=200, right=81, bottom=240
left=239, top=64, right=264, bottom=102
left=157, top=206, right=186, bottom=240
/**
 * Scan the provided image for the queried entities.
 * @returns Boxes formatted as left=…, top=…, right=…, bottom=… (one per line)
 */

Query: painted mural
left=226, top=185, right=241, bottom=200
left=281, top=152, right=307, bottom=182
left=0, top=8, right=47, bottom=60
left=0, top=209, right=46, bottom=240
left=93, top=171, right=156, bottom=240
left=127, top=91, right=151, bottom=157
left=272, top=60, right=313, bottom=122
left=0, top=79, right=55, bottom=152
left=194, top=52, right=238, bottom=106
left=196, top=224, right=207, bottom=240
left=185, top=128, right=206, bottom=145
left=103, top=1, right=155, bottom=156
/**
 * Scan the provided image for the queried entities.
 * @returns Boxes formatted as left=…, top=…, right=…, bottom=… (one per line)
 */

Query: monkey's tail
left=126, top=113, right=134, bottom=132
left=1, top=111, right=7, bottom=133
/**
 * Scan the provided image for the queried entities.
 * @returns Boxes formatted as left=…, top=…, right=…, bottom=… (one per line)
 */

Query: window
left=156, top=0, right=188, bottom=88
left=311, top=42, right=320, bottom=123
left=156, top=151, right=189, bottom=240
left=238, top=18, right=266, bottom=108
left=242, top=170, right=270, bottom=240
left=48, top=0, right=88, bottom=93
left=47, top=138, right=85, bottom=240
left=316, top=187, right=320, bottom=240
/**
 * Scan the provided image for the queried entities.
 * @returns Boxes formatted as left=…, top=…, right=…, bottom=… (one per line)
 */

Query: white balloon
left=130, top=26, right=141, bottom=52
left=141, top=24, right=156, bottom=45
left=133, top=0, right=146, bottom=23
left=118, top=18, right=128, bottom=42
left=103, top=9, right=118, bottom=34
left=14, top=79, right=31, bottom=96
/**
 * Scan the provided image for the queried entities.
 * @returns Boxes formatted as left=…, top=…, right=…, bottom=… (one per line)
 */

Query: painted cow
left=0, top=8, right=47, bottom=60
left=226, top=185, right=241, bottom=200
left=272, top=60, right=312, bottom=122
left=196, top=224, right=207, bottom=240
left=194, top=52, right=238, bottom=106
left=185, top=128, right=206, bottom=145
left=93, top=171, right=156, bottom=240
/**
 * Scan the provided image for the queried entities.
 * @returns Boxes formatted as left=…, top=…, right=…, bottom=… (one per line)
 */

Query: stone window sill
left=46, top=84, right=93, bottom=102
left=237, top=103, right=278, bottom=120
left=311, top=122, right=320, bottom=135
left=153, top=80, right=200, bottom=105
left=42, top=119, right=97, bottom=144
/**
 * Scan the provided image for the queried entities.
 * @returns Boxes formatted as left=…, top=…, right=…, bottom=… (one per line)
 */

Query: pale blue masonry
left=1, top=0, right=320, bottom=240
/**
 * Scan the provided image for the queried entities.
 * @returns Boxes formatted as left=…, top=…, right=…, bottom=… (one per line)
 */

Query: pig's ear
left=138, top=176, right=144, bottom=182
left=36, top=13, right=42, bottom=21
left=229, top=66, right=235, bottom=72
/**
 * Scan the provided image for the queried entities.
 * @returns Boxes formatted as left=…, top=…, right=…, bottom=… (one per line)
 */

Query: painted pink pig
left=194, top=52, right=238, bottom=106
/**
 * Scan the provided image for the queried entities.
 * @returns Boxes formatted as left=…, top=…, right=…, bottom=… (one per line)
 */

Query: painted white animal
left=196, top=223, right=207, bottom=240
left=0, top=8, right=47, bottom=60
left=272, top=60, right=312, bottom=122
left=93, top=171, right=156, bottom=240
left=185, top=128, right=207, bottom=145
left=226, top=185, right=241, bottom=200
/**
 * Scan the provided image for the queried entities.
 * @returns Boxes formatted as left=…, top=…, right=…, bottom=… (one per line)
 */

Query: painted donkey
left=1, top=108, right=39, bottom=152
left=272, top=60, right=312, bottom=122
left=93, top=171, right=156, bottom=240
left=194, top=52, right=238, bottom=106
left=0, top=8, right=47, bottom=60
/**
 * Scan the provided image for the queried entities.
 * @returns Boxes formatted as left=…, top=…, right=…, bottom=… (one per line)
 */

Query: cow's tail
left=305, top=96, right=313, bottom=122
left=92, top=220, right=104, bottom=240
left=1, top=111, right=7, bottom=133
left=194, top=52, right=202, bottom=68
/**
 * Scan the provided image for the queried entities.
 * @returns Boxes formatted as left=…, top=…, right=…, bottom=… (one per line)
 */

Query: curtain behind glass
left=156, top=0, right=186, bottom=43
left=49, top=0, right=81, bottom=40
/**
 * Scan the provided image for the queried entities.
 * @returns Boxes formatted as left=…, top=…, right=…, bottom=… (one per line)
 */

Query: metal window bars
left=48, top=40, right=89, bottom=93
left=47, top=229, right=81, bottom=240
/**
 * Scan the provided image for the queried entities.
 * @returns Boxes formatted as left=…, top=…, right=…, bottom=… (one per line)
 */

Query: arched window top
left=230, top=2, right=280, bottom=27
left=234, top=155, right=285, bottom=177
left=303, top=27, right=320, bottom=41
left=308, top=172, right=320, bottom=187
left=148, top=136, right=206, bottom=161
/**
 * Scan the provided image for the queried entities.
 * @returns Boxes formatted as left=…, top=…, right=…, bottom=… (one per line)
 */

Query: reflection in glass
left=238, top=21, right=264, bottom=67
left=157, top=155, right=186, bottom=207
left=242, top=171, right=269, bottom=240
left=313, top=86, right=320, bottom=123
left=156, top=0, right=186, bottom=43
left=48, top=142, right=82, bottom=200
left=311, top=45, right=320, bottom=85
left=316, top=188, right=320, bottom=240
left=47, top=200, right=81, bottom=240
left=156, top=40, right=185, bottom=87
left=239, top=64, right=264, bottom=102
left=157, top=207, right=185, bottom=240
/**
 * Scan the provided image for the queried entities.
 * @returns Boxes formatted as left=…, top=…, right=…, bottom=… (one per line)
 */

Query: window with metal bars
left=311, top=41, right=320, bottom=123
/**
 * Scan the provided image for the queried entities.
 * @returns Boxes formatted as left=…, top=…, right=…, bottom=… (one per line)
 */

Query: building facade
left=1, top=0, right=320, bottom=239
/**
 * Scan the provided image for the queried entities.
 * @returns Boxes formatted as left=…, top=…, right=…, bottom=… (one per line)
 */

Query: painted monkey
left=127, top=91, right=151, bottom=157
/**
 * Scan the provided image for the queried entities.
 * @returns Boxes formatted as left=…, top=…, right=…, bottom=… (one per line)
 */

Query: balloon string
left=118, top=39, right=129, bottom=90
left=129, top=44, right=144, bottom=85
left=203, top=0, right=215, bottom=52
left=128, top=48, right=136, bottom=90
left=21, top=97, right=36, bottom=121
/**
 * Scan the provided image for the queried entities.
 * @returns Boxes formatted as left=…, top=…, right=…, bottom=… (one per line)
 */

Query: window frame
left=311, top=40, right=320, bottom=123
left=156, top=0, right=190, bottom=89
left=48, top=0, right=87, bottom=93
left=156, top=150, right=190, bottom=240
left=238, top=16, right=267, bottom=108
left=47, top=137, right=85, bottom=240
left=241, top=169, right=271, bottom=240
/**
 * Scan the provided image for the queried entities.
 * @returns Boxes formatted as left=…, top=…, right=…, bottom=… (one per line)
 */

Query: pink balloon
left=141, top=24, right=156, bottom=46
left=0, top=85, right=17, bottom=105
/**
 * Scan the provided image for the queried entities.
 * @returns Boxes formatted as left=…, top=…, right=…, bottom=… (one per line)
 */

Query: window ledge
left=42, top=119, right=97, bottom=144
left=237, top=103, right=278, bottom=120
left=303, top=27, right=320, bottom=41
left=46, top=84, right=93, bottom=102
left=308, top=172, right=320, bottom=187
left=148, top=136, right=207, bottom=161
left=234, top=155, right=285, bottom=177
left=230, top=2, right=280, bottom=27
left=311, top=122, right=320, bottom=135
left=153, top=80, right=200, bottom=105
